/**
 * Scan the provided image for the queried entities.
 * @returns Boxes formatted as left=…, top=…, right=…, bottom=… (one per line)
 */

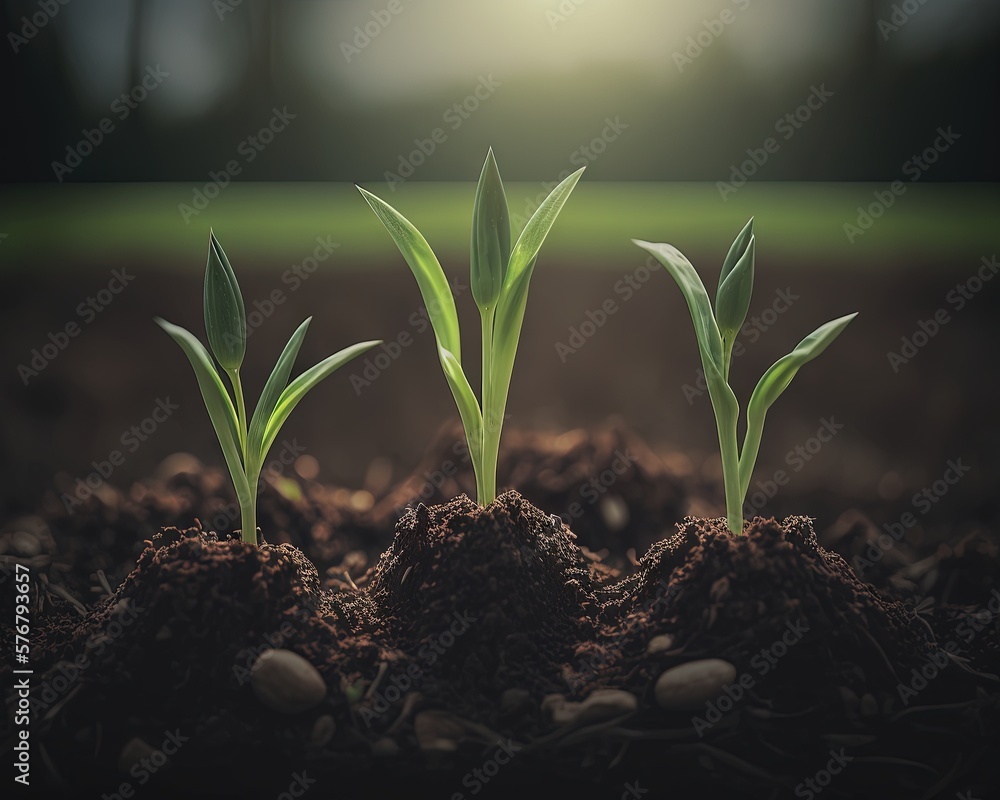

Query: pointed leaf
left=716, top=235, right=755, bottom=343
left=358, top=186, right=461, bottom=360
left=633, top=239, right=725, bottom=371
left=438, top=344, right=484, bottom=468
left=154, top=318, right=248, bottom=495
left=471, top=148, right=511, bottom=312
left=718, top=218, right=754, bottom=292
left=503, top=167, right=584, bottom=293
left=488, top=257, right=535, bottom=439
left=246, top=317, right=312, bottom=479
left=204, top=230, right=246, bottom=371
left=739, top=313, right=858, bottom=494
left=260, top=340, right=382, bottom=460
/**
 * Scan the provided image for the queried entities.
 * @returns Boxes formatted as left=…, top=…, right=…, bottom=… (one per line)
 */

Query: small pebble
left=250, top=649, right=326, bottom=713
left=646, top=634, right=674, bottom=655
left=117, top=737, right=154, bottom=773
left=12, top=531, right=41, bottom=558
left=655, top=659, right=737, bottom=711
left=310, top=714, right=336, bottom=746
left=545, top=689, right=638, bottom=726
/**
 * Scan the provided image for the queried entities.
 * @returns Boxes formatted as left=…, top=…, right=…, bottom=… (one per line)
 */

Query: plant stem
left=479, top=308, right=498, bottom=505
left=226, top=368, right=255, bottom=543
left=228, top=368, right=248, bottom=457
left=738, top=414, right=765, bottom=500
left=238, top=493, right=257, bottom=545
left=715, top=411, right=744, bottom=535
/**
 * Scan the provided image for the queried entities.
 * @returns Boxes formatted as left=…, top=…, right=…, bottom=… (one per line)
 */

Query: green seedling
left=359, top=149, right=584, bottom=506
left=634, top=220, right=857, bottom=535
left=155, top=231, right=381, bottom=543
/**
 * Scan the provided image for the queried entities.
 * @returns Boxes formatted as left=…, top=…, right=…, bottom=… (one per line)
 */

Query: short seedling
left=358, top=149, right=584, bottom=505
left=155, top=231, right=381, bottom=543
left=634, top=220, right=857, bottom=534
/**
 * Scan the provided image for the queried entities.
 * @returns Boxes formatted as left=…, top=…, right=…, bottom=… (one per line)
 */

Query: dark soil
left=3, top=492, right=997, bottom=799
left=371, top=419, right=688, bottom=558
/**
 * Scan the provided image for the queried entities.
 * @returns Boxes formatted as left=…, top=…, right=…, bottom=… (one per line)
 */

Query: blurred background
left=1, top=0, right=997, bottom=540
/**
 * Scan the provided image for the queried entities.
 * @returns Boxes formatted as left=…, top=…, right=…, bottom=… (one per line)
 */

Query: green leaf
left=260, top=339, right=382, bottom=459
left=502, top=167, right=584, bottom=295
left=438, top=344, right=484, bottom=475
left=245, top=317, right=312, bottom=479
left=716, top=234, right=755, bottom=345
left=635, top=237, right=746, bottom=533
left=204, top=230, right=246, bottom=371
left=470, top=147, right=511, bottom=313
left=718, top=218, right=754, bottom=295
left=633, top=239, right=725, bottom=371
left=486, top=168, right=584, bottom=445
left=488, top=257, right=535, bottom=435
left=358, top=186, right=462, bottom=360
left=154, top=317, right=249, bottom=497
left=739, top=312, right=858, bottom=495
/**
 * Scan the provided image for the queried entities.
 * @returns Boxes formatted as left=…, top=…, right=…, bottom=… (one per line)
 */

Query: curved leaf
left=245, top=317, right=312, bottom=479
left=739, top=312, right=858, bottom=495
left=488, top=257, right=535, bottom=439
left=718, top=218, right=754, bottom=294
left=716, top=234, right=755, bottom=345
left=503, top=167, right=584, bottom=294
left=204, top=230, right=246, bottom=371
left=438, top=344, right=484, bottom=476
left=471, top=147, right=510, bottom=312
left=260, top=339, right=382, bottom=460
left=358, top=186, right=462, bottom=360
left=633, top=239, right=725, bottom=372
left=154, top=317, right=247, bottom=493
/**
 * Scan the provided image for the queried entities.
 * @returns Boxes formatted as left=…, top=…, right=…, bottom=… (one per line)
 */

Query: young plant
left=155, top=230, right=381, bottom=544
left=634, top=220, right=857, bottom=535
left=358, top=148, right=584, bottom=506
